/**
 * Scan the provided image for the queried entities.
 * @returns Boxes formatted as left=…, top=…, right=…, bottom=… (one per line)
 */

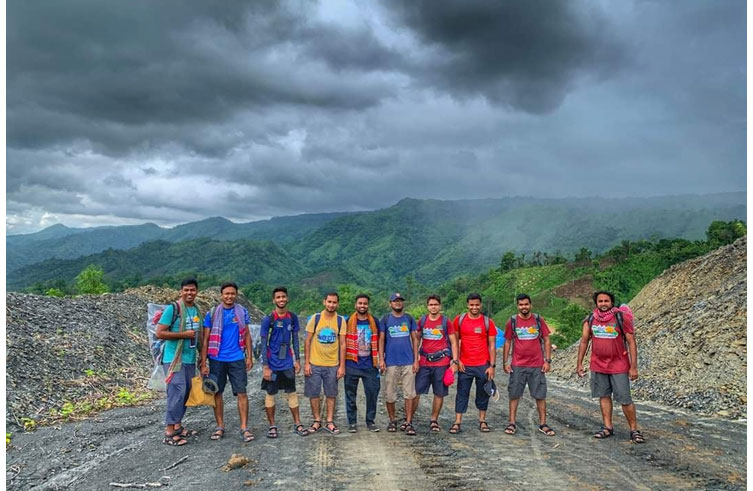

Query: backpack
left=147, top=302, right=180, bottom=363
left=418, top=314, right=451, bottom=359
left=507, top=313, right=546, bottom=364
left=145, top=301, right=181, bottom=391
left=456, top=313, right=491, bottom=338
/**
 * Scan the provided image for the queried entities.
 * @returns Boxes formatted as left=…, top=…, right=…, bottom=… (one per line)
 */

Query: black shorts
left=261, top=368, right=297, bottom=395
left=209, top=358, right=248, bottom=396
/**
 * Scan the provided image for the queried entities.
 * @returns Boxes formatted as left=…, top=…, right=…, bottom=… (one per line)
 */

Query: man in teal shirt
left=156, top=278, right=202, bottom=446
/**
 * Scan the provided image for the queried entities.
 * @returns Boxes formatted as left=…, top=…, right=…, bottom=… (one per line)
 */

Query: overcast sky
left=6, top=0, right=746, bottom=234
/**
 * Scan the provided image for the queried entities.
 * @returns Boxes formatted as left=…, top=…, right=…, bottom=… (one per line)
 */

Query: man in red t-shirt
left=411, top=294, right=458, bottom=432
left=449, top=293, right=497, bottom=434
left=502, top=293, right=554, bottom=436
left=576, top=291, right=644, bottom=444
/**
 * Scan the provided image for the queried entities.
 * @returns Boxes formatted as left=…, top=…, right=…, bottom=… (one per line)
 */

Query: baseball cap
left=389, top=292, right=405, bottom=302
left=483, top=379, right=500, bottom=402
left=202, top=375, right=219, bottom=395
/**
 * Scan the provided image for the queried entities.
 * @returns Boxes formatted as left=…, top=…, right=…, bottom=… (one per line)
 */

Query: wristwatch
left=451, top=360, right=459, bottom=365
left=545, top=358, right=552, bottom=363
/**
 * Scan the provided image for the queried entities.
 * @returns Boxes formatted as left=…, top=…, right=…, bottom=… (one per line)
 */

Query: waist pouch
left=422, top=349, right=451, bottom=363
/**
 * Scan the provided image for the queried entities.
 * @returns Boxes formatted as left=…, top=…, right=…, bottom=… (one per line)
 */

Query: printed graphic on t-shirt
left=317, top=327, right=338, bottom=344
left=422, top=327, right=444, bottom=341
left=591, top=324, right=619, bottom=339
left=515, top=326, right=540, bottom=340
left=357, top=323, right=372, bottom=357
left=388, top=323, right=411, bottom=338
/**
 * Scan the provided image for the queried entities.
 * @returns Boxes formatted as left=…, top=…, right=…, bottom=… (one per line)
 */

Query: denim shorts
left=304, top=364, right=338, bottom=398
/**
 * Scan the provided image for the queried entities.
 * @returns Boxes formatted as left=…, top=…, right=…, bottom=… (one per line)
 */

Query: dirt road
left=6, top=370, right=746, bottom=490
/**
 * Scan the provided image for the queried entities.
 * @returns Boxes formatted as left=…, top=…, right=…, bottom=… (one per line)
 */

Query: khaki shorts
left=384, top=365, right=416, bottom=402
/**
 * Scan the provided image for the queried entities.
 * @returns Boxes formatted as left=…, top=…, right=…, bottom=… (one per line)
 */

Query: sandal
left=594, top=426, right=614, bottom=439
left=209, top=427, right=225, bottom=441
left=176, top=425, right=198, bottom=438
left=399, top=419, right=408, bottom=432
left=163, top=430, right=188, bottom=446
left=309, top=420, right=322, bottom=433
left=448, top=422, right=461, bottom=434
left=630, top=430, right=645, bottom=444
left=429, top=420, right=441, bottom=432
left=538, top=424, right=556, bottom=436
left=405, top=423, right=416, bottom=436
left=479, top=421, right=491, bottom=433
left=387, top=420, right=398, bottom=432
left=294, top=424, right=309, bottom=437
left=324, top=421, right=340, bottom=435
left=266, top=426, right=278, bottom=439
left=240, top=428, right=255, bottom=442
left=504, top=423, right=517, bottom=435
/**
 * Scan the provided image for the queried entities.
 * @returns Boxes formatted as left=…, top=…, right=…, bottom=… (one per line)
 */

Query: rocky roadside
left=6, top=286, right=264, bottom=430
left=550, top=236, right=747, bottom=419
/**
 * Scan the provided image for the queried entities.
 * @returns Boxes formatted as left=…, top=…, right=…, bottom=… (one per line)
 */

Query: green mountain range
left=7, top=193, right=746, bottom=291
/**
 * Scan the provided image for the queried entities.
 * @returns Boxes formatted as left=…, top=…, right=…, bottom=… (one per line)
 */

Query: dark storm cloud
left=383, top=0, right=626, bottom=113
left=5, top=1, right=746, bottom=234
left=7, top=0, right=397, bottom=156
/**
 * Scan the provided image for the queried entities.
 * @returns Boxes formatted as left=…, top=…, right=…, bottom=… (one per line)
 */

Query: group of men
left=155, top=279, right=644, bottom=446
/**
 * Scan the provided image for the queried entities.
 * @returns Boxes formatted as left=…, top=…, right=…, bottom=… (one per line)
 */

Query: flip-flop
left=266, top=426, right=278, bottom=439
left=538, top=424, right=555, bottom=436
left=323, top=421, right=340, bottom=435
left=309, top=420, right=322, bottom=433
left=504, top=423, right=517, bottom=435
left=294, top=424, right=309, bottom=437
left=240, top=428, right=255, bottom=442
left=210, top=427, right=225, bottom=441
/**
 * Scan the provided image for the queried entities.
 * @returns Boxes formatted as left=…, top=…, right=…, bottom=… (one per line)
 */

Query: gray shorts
left=590, top=372, right=633, bottom=405
left=305, top=364, right=339, bottom=398
left=508, top=366, right=547, bottom=400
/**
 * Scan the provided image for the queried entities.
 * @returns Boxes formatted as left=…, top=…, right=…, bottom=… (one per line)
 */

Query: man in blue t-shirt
left=156, top=278, right=202, bottom=446
left=378, top=292, right=420, bottom=435
left=343, top=294, right=381, bottom=433
left=259, top=286, right=308, bottom=439
left=200, top=282, right=253, bottom=443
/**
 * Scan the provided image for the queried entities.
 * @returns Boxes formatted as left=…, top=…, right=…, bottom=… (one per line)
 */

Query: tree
left=706, top=220, right=746, bottom=247
left=574, top=247, right=592, bottom=264
left=46, top=288, right=65, bottom=297
left=75, top=264, right=109, bottom=295
left=499, top=251, right=516, bottom=273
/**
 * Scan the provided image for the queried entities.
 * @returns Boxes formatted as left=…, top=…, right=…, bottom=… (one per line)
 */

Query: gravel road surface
left=6, top=366, right=746, bottom=490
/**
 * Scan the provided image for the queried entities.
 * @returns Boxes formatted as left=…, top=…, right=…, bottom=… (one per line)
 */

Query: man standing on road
left=411, top=295, right=458, bottom=432
left=304, top=292, right=346, bottom=435
left=450, top=293, right=497, bottom=434
left=502, top=294, right=555, bottom=436
left=200, top=282, right=254, bottom=443
left=156, top=278, right=202, bottom=446
left=259, top=286, right=308, bottom=439
left=343, top=294, right=382, bottom=433
left=379, top=293, right=419, bottom=435
left=576, top=291, right=645, bottom=443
